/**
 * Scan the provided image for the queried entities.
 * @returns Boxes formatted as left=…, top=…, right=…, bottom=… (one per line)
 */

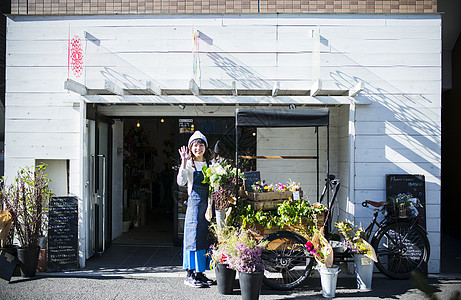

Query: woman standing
left=177, top=131, right=214, bottom=288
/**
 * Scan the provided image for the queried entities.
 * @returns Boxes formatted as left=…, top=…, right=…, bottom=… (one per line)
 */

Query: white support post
left=348, top=100, right=356, bottom=220
left=189, top=78, right=200, bottom=96
left=104, top=80, right=124, bottom=96
left=146, top=81, right=162, bottom=96
left=232, top=81, right=238, bottom=97
left=78, top=97, right=87, bottom=268
left=310, top=79, right=322, bottom=97
left=272, top=81, right=280, bottom=97
left=349, top=81, right=363, bottom=97
left=65, top=79, right=87, bottom=95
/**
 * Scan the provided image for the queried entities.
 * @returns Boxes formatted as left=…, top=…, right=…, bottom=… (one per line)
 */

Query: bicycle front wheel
left=371, top=221, right=430, bottom=279
left=260, top=231, right=314, bottom=290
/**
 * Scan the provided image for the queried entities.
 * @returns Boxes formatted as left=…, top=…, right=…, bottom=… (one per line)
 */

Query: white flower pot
left=122, top=221, right=131, bottom=232
left=318, top=264, right=340, bottom=298
left=354, top=254, right=374, bottom=290
left=215, top=209, right=226, bottom=230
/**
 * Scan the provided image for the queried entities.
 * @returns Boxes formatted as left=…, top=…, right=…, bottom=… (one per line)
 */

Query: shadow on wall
left=325, top=40, right=441, bottom=187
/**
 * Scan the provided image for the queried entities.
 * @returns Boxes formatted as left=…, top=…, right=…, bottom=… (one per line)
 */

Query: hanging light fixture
left=136, top=120, right=141, bottom=127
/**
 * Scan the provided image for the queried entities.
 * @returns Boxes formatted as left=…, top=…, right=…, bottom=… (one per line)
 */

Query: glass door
left=87, top=114, right=112, bottom=256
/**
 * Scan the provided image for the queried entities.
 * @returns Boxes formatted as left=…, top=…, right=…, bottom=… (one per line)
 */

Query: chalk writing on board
left=386, top=174, right=426, bottom=227
left=47, top=196, right=78, bottom=272
left=243, top=171, right=261, bottom=191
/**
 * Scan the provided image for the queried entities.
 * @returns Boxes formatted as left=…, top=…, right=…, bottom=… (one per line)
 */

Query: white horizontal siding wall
left=5, top=14, right=441, bottom=271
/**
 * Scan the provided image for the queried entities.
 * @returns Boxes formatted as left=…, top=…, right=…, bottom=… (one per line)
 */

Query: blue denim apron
left=183, top=164, right=211, bottom=251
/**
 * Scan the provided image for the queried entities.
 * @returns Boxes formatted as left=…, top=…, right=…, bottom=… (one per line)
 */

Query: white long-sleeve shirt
left=176, top=160, right=208, bottom=196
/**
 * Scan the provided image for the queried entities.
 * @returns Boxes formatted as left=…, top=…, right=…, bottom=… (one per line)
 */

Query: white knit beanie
left=188, top=131, right=208, bottom=148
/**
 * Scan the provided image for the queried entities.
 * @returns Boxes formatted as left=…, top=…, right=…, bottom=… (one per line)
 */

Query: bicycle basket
left=386, top=193, right=422, bottom=219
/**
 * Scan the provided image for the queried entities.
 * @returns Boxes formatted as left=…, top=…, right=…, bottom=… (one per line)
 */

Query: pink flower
left=220, top=254, right=227, bottom=263
left=305, top=242, right=314, bottom=251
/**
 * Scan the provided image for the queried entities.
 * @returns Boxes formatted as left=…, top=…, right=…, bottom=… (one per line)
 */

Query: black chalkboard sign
left=47, top=196, right=78, bottom=272
left=386, top=174, right=426, bottom=226
left=0, top=249, right=16, bottom=281
left=243, top=171, right=261, bottom=191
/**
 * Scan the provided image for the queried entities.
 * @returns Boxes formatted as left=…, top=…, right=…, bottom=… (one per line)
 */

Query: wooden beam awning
left=241, top=155, right=317, bottom=159
left=65, top=78, right=369, bottom=105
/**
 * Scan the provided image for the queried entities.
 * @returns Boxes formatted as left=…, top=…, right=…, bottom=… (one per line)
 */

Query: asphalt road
left=1, top=273, right=460, bottom=300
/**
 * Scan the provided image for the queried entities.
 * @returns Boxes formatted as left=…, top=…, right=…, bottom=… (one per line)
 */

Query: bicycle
left=260, top=175, right=430, bottom=290
left=260, top=175, right=340, bottom=290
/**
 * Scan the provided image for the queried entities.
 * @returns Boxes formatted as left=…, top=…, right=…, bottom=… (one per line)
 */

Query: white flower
left=213, top=164, right=226, bottom=176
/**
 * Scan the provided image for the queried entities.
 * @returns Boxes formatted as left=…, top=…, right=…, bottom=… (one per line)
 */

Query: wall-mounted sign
left=179, top=119, right=194, bottom=134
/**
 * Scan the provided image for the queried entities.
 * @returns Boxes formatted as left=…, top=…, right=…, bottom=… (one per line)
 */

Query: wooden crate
left=245, top=221, right=310, bottom=242
left=244, top=199, right=285, bottom=210
left=244, top=190, right=303, bottom=201
left=245, top=222, right=278, bottom=241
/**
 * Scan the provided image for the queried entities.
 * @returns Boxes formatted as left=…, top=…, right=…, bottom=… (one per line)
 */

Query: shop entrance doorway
left=113, top=116, right=256, bottom=246
left=113, top=117, right=176, bottom=245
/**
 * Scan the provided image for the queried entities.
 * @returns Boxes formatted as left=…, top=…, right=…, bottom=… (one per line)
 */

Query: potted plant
left=305, top=230, right=338, bottom=298
left=224, top=228, right=266, bottom=300
left=388, top=193, right=422, bottom=218
left=122, top=207, right=133, bottom=232
left=336, top=220, right=377, bottom=290
left=209, top=224, right=238, bottom=295
left=202, top=162, right=243, bottom=229
left=0, top=164, right=53, bottom=277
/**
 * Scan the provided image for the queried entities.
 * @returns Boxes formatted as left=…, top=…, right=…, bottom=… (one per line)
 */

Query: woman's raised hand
left=178, top=146, right=190, bottom=162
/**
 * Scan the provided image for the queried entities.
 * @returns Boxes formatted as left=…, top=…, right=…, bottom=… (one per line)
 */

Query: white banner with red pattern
left=67, top=31, right=84, bottom=82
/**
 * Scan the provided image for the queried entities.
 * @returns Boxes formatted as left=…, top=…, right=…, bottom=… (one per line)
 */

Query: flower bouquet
left=209, top=224, right=265, bottom=272
left=209, top=225, right=265, bottom=296
left=305, top=229, right=334, bottom=268
left=336, top=220, right=377, bottom=290
left=222, top=227, right=266, bottom=300
left=335, top=220, right=377, bottom=262
left=224, top=229, right=265, bottom=273
left=202, top=162, right=243, bottom=211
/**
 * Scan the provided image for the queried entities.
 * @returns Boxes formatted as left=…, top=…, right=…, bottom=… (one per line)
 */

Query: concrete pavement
left=1, top=269, right=460, bottom=300
left=1, top=232, right=461, bottom=299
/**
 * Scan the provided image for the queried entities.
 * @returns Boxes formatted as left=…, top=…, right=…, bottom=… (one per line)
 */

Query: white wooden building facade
left=5, top=14, right=441, bottom=271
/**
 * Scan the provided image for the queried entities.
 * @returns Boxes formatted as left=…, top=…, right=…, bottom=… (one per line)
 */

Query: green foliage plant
left=231, top=199, right=328, bottom=239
